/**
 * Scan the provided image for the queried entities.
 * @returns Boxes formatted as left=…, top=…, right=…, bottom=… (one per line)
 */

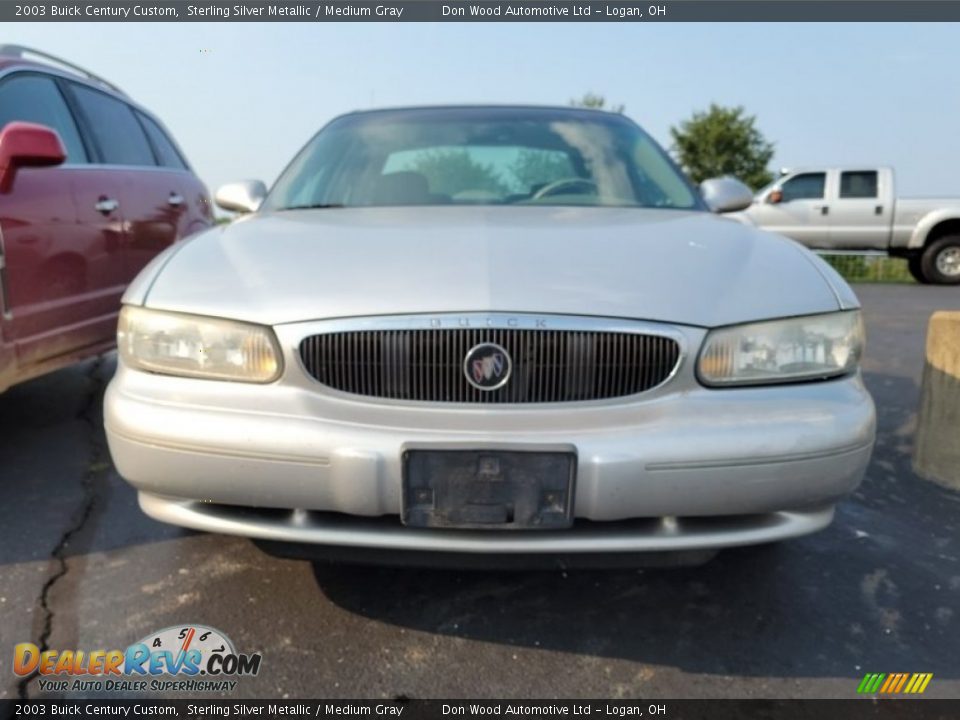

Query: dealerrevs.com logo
left=13, top=624, right=262, bottom=693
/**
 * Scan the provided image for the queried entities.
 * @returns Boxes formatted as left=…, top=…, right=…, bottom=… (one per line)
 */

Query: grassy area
left=820, top=253, right=915, bottom=284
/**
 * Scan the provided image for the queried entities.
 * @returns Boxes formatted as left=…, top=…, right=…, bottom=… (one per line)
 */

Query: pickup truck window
left=0, top=74, right=88, bottom=163
left=781, top=173, right=826, bottom=202
left=840, top=171, right=878, bottom=199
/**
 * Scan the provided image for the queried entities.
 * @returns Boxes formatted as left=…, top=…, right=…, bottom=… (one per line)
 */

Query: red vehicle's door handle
left=95, top=197, right=119, bottom=215
left=168, top=193, right=185, bottom=207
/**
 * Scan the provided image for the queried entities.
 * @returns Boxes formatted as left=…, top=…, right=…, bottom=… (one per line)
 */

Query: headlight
left=698, top=310, right=864, bottom=387
left=117, top=306, right=282, bottom=382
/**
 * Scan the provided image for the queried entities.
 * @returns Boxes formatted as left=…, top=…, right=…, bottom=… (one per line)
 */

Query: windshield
left=264, top=107, right=701, bottom=211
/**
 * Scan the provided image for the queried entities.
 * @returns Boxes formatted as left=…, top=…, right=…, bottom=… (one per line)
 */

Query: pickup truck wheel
left=907, top=255, right=928, bottom=284
left=921, top=235, right=960, bottom=285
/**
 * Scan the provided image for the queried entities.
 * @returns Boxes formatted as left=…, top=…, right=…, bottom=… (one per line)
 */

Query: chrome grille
left=298, top=328, right=681, bottom=403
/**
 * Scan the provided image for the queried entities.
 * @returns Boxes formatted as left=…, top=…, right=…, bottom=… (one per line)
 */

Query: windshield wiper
left=279, top=203, right=347, bottom=210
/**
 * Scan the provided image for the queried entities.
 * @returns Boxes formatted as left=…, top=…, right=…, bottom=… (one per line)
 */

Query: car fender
left=121, top=229, right=211, bottom=306
left=908, top=208, right=960, bottom=249
left=723, top=209, right=756, bottom=227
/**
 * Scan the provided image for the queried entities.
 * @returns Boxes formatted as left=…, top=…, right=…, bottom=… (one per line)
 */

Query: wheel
left=907, top=255, right=928, bottom=284
left=920, top=235, right=960, bottom=285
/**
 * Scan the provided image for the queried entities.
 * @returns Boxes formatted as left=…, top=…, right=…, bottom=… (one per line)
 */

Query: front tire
left=907, top=255, right=928, bottom=284
left=920, top=235, right=960, bottom=285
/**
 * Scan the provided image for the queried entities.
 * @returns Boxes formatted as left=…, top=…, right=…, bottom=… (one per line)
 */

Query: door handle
left=812, top=205, right=829, bottom=216
left=875, top=205, right=883, bottom=215
left=168, top=193, right=185, bottom=207
left=95, top=197, right=119, bottom=215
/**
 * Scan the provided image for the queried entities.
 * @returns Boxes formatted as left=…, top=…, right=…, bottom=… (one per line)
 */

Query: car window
left=137, top=111, right=187, bottom=170
left=0, top=74, right=88, bottom=163
left=69, top=83, right=155, bottom=166
left=382, top=146, right=576, bottom=201
left=840, top=171, right=878, bottom=199
left=265, top=110, right=700, bottom=211
left=780, top=172, right=826, bottom=202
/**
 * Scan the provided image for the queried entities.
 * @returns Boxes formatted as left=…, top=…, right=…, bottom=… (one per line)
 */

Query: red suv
left=0, top=45, right=212, bottom=393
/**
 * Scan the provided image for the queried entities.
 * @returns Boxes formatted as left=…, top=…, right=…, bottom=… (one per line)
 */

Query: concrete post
left=914, top=311, right=960, bottom=489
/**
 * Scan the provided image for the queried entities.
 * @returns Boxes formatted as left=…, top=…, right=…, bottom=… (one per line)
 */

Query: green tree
left=511, top=149, right=572, bottom=191
left=409, top=149, right=507, bottom=197
left=669, top=104, right=775, bottom=189
left=570, top=92, right=625, bottom=114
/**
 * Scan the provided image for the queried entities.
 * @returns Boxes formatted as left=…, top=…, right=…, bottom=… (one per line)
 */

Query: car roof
left=780, top=166, right=892, bottom=175
left=0, top=46, right=127, bottom=97
left=334, top=104, right=633, bottom=123
left=0, top=56, right=42, bottom=72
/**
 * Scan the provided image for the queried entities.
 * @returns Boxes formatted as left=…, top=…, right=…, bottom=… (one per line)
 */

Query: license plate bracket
left=402, top=450, right=576, bottom=530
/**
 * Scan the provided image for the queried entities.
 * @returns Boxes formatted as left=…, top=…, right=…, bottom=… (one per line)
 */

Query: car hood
left=137, top=206, right=845, bottom=328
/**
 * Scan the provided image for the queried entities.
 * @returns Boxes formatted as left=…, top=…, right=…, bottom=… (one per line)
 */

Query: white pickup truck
left=734, top=167, right=960, bottom=284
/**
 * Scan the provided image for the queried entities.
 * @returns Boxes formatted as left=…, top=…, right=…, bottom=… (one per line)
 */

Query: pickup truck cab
left=736, top=166, right=960, bottom=284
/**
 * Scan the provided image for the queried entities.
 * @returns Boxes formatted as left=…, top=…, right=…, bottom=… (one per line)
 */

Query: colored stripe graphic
left=905, top=673, right=934, bottom=694
left=858, top=672, right=933, bottom=694
left=860, top=673, right=877, bottom=693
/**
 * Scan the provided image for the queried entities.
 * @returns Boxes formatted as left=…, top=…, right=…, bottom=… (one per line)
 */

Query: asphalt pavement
left=1, top=284, right=958, bottom=700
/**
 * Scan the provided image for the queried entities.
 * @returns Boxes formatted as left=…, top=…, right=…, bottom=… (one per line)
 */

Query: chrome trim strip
left=282, top=312, right=691, bottom=340
left=25, top=164, right=193, bottom=176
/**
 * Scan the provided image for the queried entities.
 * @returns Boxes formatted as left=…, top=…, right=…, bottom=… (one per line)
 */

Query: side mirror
left=767, top=189, right=783, bottom=204
left=0, top=122, right=67, bottom=193
left=215, top=180, right=267, bottom=214
left=700, top=176, right=754, bottom=214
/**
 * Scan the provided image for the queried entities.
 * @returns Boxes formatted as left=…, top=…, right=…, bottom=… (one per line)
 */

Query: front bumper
left=105, top=361, right=875, bottom=554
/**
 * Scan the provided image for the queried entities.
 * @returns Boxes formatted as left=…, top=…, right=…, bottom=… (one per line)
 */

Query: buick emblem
left=463, top=343, right=512, bottom=391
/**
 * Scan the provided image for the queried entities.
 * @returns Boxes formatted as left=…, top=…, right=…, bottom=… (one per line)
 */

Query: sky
left=12, top=22, right=960, bottom=198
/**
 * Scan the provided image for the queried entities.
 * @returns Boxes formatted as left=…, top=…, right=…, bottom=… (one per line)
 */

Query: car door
left=747, top=172, right=831, bottom=247
left=132, top=109, right=213, bottom=274
left=827, top=170, right=891, bottom=249
left=0, top=72, right=125, bottom=372
left=64, top=81, right=187, bottom=284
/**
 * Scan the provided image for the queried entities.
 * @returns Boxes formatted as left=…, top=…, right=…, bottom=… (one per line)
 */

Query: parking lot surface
left=1, top=284, right=958, bottom=700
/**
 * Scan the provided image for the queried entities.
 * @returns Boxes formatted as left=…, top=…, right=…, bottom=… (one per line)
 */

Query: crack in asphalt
left=16, top=357, right=106, bottom=701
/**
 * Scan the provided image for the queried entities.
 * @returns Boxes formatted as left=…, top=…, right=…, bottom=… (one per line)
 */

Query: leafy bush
left=821, top=254, right=915, bottom=283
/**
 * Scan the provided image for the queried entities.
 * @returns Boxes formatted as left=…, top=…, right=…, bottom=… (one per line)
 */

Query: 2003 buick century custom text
left=104, top=106, right=876, bottom=564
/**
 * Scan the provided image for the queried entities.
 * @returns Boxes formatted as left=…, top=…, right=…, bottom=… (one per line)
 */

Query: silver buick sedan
left=104, top=106, right=876, bottom=564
